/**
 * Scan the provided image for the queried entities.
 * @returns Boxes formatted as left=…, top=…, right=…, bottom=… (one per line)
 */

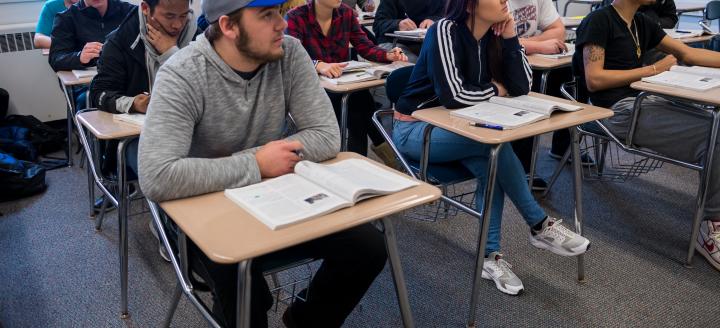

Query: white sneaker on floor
left=149, top=220, right=171, bottom=263
left=695, top=221, right=720, bottom=271
left=529, top=217, right=590, bottom=256
left=481, top=252, right=524, bottom=295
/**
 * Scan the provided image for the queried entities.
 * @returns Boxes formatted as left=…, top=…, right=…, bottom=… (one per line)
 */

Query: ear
left=218, top=15, right=239, bottom=39
left=140, top=2, right=150, bottom=16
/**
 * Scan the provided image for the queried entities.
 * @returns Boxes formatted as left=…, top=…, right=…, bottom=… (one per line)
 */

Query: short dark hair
left=143, top=0, right=192, bottom=11
left=204, top=8, right=244, bottom=43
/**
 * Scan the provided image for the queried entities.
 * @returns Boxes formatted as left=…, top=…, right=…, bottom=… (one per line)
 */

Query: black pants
left=190, top=224, right=388, bottom=328
left=327, top=90, right=384, bottom=155
left=511, top=67, right=573, bottom=172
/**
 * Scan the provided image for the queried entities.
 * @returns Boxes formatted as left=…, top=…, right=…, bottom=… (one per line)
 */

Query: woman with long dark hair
left=392, top=0, right=590, bottom=295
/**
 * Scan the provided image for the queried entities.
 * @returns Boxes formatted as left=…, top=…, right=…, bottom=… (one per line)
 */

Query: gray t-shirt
left=510, top=0, right=560, bottom=38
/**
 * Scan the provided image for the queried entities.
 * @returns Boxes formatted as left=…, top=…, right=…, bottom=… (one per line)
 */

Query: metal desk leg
left=419, top=124, right=435, bottom=182
left=539, top=70, right=551, bottom=95
left=117, top=138, right=130, bottom=318
left=340, top=93, right=351, bottom=151
left=236, top=260, right=253, bottom=328
left=60, top=82, right=74, bottom=166
left=685, top=110, right=720, bottom=267
left=528, top=136, right=539, bottom=190
left=570, top=128, right=586, bottom=282
left=466, top=144, right=503, bottom=328
left=380, top=217, right=415, bottom=328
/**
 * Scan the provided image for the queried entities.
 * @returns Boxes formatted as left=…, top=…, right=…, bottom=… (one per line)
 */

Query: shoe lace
left=489, top=255, right=514, bottom=276
left=709, top=230, right=720, bottom=243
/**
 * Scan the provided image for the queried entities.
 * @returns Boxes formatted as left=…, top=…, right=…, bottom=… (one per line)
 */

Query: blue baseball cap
left=202, top=0, right=289, bottom=23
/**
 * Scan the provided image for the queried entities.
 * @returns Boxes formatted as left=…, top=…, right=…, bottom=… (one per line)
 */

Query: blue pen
left=469, top=122, right=504, bottom=130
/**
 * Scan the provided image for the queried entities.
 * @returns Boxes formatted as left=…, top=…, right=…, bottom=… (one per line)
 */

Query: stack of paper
left=642, top=70, right=720, bottom=91
left=72, top=67, right=97, bottom=79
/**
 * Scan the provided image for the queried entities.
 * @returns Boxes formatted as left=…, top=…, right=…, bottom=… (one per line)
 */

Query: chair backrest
left=707, top=0, right=720, bottom=21
left=385, top=66, right=415, bottom=104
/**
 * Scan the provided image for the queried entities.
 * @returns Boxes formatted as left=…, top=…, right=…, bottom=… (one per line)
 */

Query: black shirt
left=572, top=6, right=666, bottom=108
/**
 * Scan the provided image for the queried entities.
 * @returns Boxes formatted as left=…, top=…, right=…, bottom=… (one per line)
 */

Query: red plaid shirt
left=285, top=2, right=388, bottom=64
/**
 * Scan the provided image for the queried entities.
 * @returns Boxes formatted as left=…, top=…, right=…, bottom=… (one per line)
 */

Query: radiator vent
left=0, top=31, right=36, bottom=53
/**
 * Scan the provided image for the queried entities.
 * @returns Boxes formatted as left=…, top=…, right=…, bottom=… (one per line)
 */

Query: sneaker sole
left=695, top=241, right=720, bottom=272
left=529, top=236, right=590, bottom=257
left=480, top=269, right=524, bottom=295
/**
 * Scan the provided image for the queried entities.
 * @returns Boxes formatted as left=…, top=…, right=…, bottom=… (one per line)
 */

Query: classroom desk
left=57, top=69, right=98, bottom=166
left=76, top=110, right=140, bottom=319
left=528, top=55, right=572, bottom=94
left=385, top=32, right=426, bottom=48
left=676, top=3, right=706, bottom=15
left=321, top=78, right=386, bottom=151
left=678, top=34, right=715, bottom=45
left=359, top=18, right=374, bottom=26
left=412, top=92, right=613, bottom=328
left=561, top=16, right=583, bottom=28
left=160, top=152, right=442, bottom=328
left=630, top=81, right=720, bottom=267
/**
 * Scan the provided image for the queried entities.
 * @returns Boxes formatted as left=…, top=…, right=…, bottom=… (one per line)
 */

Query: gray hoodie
left=138, top=34, right=341, bottom=202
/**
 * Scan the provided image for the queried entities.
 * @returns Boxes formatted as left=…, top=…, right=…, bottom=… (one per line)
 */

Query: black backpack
left=0, top=151, right=47, bottom=201
left=1, top=115, right=66, bottom=156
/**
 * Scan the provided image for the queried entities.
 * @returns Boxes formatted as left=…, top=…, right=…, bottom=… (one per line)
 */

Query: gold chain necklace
left=611, top=5, right=641, bottom=59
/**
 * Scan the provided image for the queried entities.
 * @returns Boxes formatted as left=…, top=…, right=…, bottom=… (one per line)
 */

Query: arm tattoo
left=584, top=44, right=605, bottom=63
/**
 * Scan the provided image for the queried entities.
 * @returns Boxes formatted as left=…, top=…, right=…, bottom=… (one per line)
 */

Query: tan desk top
left=527, top=55, right=572, bottom=70
left=57, top=70, right=96, bottom=86
left=677, top=34, right=714, bottom=44
left=676, top=3, right=705, bottom=13
left=561, top=16, right=582, bottom=28
left=160, top=152, right=442, bottom=264
left=76, top=110, right=141, bottom=140
left=631, top=81, right=720, bottom=106
left=384, top=32, right=426, bottom=42
left=411, top=92, right=614, bottom=144
left=321, top=78, right=386, bottom=93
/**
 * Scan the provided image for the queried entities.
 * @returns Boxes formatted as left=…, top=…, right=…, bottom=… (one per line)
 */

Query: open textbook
left=535, top=43, right=575, bottom=59
left=113, top=113, right=145, bottom=127
left=341, top=60, right=373, bottom=73
left=450, top=95, right=583, bottom=129
left=642, top=69, right=720, bottom=91
left=393, top=28, right=427, bottom=37
left=321, top=62, right=413, bottom=85
left=663, top=29, right=710, bottom=39
left=224, top=158, right=419, bottom=230
left=72, top=67, right=97, bottom=79
left=670, top=65, right=720, bottom=78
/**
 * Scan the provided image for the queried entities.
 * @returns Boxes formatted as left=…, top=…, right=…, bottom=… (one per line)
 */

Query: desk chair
left=704, top=1, right=720, bottom=33
left=372, top=66, right=475, bottom=221
left=147, top=200, right=316, bottom=328
left=546, top=78, right=717, bottom=267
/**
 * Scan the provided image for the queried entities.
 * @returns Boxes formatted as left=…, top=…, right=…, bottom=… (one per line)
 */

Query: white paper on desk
left=642, top=71, right=720, bottom=91
left=670, top=65, right=720, bottom=79
left=393, top=28, right=427, bottom=37
left=663, top=28, right=706, bottom=39
left=535, top=44, right=575, bottom=59
left=72, top=67, right=97, bottom=79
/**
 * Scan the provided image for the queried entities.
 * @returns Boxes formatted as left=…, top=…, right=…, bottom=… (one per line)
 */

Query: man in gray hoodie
left=138, top=0, right=388, bottom=327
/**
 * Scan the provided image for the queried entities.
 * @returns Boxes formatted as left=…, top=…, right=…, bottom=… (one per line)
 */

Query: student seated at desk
left=34, top=0, right=80, bottom=49
left=373, top=0, right=444, bottom=62
left=286, top=0, right=407, bottom=166
left=574, top=0, right=720, bottom=271
left=393, top=0, right=590, bottom=295
left=49, top=0, right=135, bottom=109
left=139, top=0, right=388, bottom=326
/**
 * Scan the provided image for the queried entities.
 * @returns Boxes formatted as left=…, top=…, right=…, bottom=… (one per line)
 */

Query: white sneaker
left=481, top=252, right=524, bottom=295
left=695, top=221, right=720, bottom=271
left=529, top=217, right=590, bottom=256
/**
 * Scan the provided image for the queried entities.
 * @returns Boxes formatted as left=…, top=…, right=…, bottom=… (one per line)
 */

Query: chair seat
left=407, top=159, right=474, bottom=185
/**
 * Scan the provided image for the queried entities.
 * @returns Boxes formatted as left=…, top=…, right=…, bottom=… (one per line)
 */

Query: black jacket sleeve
left=48, top=12, right=87, bottom=71
left=373, top=0, right=403, bottom=44
left=90, top=37, right=129, bottom=114
left=500, top=37, right=532, bottom=97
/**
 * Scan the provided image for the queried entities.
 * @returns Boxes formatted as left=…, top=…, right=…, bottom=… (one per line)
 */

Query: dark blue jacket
left=373, top=0, right=444, bottom=44
left=396, top=19, right=532, bottom=114
left=49, top=0, right=135, bottom=71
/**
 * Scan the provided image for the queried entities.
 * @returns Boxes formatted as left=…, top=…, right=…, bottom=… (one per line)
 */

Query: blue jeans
left=392, top=120, right=547, bottom=255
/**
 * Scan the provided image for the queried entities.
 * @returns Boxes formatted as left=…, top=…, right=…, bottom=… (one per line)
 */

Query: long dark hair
left=444, top=0, right=504, bottom=80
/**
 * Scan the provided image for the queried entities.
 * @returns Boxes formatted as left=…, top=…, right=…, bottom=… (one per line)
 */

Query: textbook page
left=394, top=28, right=427, bottom=37
left=535, top=43, right=575, bottom=59
left=641, top=71, right=720, bottom=91
left=342, top=60, right=373, bottom=72
left=295, top=159, right=418, bottom=203
left=113, top=113, right=146, bottom=127
left=670, top=65, right=720, bottom=79
left=490, top=95, right=582, bottom=116
left=320, top=72, right=377, bottom=85
left=364, top=62, right=414, bottom=79
left=450, top=102, right=546, bottom=129
left=224, top=174, right=350, bottom=230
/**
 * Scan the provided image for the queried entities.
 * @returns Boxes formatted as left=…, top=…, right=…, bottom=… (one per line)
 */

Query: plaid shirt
left=285, top=2, right=388, bottom=64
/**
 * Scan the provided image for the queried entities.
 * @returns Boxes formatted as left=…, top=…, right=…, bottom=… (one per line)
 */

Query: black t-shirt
left=571, top=6, right=666, bottom=108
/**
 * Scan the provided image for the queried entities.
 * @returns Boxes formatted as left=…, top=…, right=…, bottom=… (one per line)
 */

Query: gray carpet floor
left=1, top=132, right=719, bottom=328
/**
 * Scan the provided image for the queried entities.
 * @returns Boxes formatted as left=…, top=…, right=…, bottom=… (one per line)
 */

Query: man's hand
left=418, top=19, right=434, bottom=29
left=398, top=18, right=417, bottom=31
left=80, top=42, right=103, bottom=64
left=492, top=80, right=508, bottom=97
left=317, top=62, right=348, bottom=78
left=255, top=140, right=304, bottom=178
left=146, top=20, right=178, bottom=54
left=132, top=93, right=150, bottom=113
left=535, top=39, right=568, bottom=55
left=653, top=54, right=677, bottom=73
left=363, top=1, right=375, bottom=12
left=385, top=47, right=408, bottom=62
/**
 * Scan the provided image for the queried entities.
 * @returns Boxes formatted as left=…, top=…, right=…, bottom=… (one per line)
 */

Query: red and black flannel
left=285, top=2, right=388, bottom=64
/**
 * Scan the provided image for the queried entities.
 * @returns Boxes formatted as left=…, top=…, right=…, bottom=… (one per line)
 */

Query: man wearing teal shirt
left=34, top=0, right=79, bottom=49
